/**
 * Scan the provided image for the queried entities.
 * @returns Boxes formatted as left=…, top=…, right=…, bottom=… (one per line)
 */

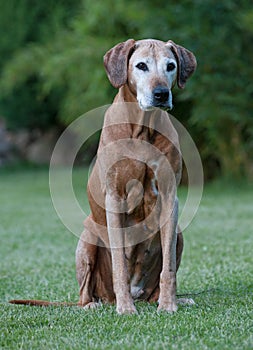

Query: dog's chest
left=125, top=129, right=179, bottom=223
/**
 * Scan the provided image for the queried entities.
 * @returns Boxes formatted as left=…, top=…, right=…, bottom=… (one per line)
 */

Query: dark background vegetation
left=0, top=0, right=252, bottom=180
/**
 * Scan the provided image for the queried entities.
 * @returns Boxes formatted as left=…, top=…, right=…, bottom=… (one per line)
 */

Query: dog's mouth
left=154, top=103, right=173, bottom=111
left=138, top=100, right=173, bottom=112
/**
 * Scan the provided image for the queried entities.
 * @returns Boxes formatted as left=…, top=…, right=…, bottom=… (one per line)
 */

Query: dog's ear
left=167, top=40, right=197, bottom=89
left=104, top=39, right=136, bottom=88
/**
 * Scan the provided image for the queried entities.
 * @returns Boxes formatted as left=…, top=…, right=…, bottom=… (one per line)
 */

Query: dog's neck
left=116, top=84, right=137, bottom=104
left=112, top=85, right=161, bottom=139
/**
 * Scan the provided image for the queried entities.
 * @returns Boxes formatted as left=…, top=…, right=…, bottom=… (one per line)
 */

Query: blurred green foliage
left=0, top=0, right=80, bottom=129
left=0, top=0, right=252, bottom=179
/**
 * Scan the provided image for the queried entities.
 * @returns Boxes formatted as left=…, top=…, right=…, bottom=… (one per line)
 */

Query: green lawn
left=0, top=168, right=252, bottom=349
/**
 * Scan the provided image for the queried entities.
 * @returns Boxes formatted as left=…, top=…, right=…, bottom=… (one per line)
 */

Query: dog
left=10, top=39, right=196, bottom=314
left=76, top=38, right=197, bottom=314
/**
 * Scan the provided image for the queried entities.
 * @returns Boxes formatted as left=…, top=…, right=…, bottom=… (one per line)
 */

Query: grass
left=0, top=167, right=252, bottom=349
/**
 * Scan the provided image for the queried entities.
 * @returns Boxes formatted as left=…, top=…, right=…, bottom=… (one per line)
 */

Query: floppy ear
left=103, top=39, right=136, bottom=88
left=167, top=40, right=197, bottom=89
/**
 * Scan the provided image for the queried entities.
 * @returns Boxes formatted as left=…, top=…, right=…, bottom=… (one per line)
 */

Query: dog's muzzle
left=153, top=86, right=173, bottom=110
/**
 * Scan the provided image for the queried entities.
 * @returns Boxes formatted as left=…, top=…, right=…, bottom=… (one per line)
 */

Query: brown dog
left=9, top=39, right=196, bottom=314
left=76, top=39, right=197, bottom=314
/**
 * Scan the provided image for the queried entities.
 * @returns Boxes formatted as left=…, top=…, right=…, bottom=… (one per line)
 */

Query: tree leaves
left=0, top=0, right=252, bottom=178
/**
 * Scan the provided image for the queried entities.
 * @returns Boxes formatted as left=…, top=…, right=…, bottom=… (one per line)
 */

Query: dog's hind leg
left=76, top=226, right=98, bottom=307
left=176, top=230, right=184, bottom=272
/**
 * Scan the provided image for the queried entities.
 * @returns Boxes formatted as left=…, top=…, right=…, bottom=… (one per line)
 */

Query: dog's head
left=104, top=38, right=197, bottom=111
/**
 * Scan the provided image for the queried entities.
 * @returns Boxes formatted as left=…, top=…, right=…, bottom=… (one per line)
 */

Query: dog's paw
left=116, top=302, right=137, bottom=315
left=157, top=302, right=178, bottom=313
left=83, top=302, right=100, bottom=310
left=177, top=298, right=195, bottom=305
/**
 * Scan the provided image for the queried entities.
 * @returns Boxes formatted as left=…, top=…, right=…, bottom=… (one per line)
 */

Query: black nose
left=153, top=86, right=170, bottom=104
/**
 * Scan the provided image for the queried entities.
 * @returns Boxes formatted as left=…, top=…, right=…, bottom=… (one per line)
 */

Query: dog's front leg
left=105, top=194, right=137, bottom=314
left=158, top=197, right=178, bottom=313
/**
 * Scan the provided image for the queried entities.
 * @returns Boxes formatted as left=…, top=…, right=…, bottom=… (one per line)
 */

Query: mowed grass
left=0, top=167, right=252, bottom=350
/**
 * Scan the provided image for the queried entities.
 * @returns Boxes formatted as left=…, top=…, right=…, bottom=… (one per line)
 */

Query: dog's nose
left=153, top=86, right=170, bottom=104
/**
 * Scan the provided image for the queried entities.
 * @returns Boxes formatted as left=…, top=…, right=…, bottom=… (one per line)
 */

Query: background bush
left=0, top=0, right=252, bottom=179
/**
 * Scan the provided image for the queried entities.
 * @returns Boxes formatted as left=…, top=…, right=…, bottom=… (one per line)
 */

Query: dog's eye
left=167, top=62, right=176, bottom=72
left=136, top=62, right=148, bottom=71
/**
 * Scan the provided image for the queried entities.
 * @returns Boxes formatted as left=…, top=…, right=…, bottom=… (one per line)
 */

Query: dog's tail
left=9, top=299, right=79, bottom=307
